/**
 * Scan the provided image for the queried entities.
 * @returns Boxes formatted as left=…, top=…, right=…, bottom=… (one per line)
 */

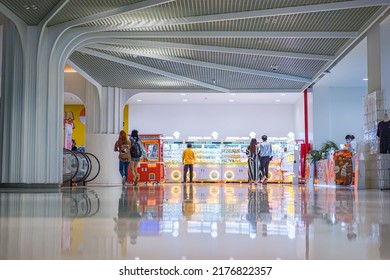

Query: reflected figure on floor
left=182, top=184, right=195, bottom=219
left=113, top=187, right=142, bottom=245
left=246, top=187, right=271, bottom=238
left=334, top=188, right=358, bottom=240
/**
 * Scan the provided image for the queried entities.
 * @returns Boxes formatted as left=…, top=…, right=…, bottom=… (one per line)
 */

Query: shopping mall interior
left=2, top=1, right=390, bottom=260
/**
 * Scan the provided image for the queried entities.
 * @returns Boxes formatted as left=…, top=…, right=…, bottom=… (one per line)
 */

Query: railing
left=63, top=148, right=101, bottom=185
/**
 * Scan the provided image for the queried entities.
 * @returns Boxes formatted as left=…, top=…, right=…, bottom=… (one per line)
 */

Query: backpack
left=130, top=138, right=142, bottom=158
left=119, top=143, right=130, bottom=161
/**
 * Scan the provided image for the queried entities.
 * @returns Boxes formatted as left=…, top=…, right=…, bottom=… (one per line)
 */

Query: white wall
left=294, top=95, right=305, bottom=141
left=312, top=86, right=366, bottom=150
left=129, top=104, right=296, bottom=139
left=64, top=72, right=87, bottom=103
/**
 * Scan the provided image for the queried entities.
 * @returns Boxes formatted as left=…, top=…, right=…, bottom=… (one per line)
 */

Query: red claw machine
left=128, top=134, right=164, bottom=185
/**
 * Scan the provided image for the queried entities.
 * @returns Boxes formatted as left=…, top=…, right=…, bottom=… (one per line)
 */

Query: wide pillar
left=0, top=15, right=63, bottom=185
left=362, top=17, right=390, bottom=190
left=85, top=86, right=125, bottom=184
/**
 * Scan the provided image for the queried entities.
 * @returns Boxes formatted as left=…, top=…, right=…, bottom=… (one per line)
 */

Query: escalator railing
left=63, top=148, right=101, bottom=185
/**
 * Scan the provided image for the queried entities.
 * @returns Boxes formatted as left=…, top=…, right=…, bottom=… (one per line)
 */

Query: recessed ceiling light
left=230, top=93, right=236, bottom=96
left=281, top=93, right=286, bottom=96
left=229, top=99, right=235, bottom=102
left=136, top=99, right=142, bottom=102
left=275, top=99, right=281, bottom=102
left=363, top=78, right=368, bottom=81
left=180, top=93, right=186, bottom=96
left=182, top=99, right=188, bottom=102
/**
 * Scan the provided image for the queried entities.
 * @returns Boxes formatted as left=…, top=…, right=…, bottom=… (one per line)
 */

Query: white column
left=0, top=16, right=63, bottom=184
left=85, top=86, right=125, bottom=184
left=380, top=13, right=390, bottom=110
left=367, top=24, right=381, bottom=94
left=85, top=81, right=101, bottom=134
left=0, top=16, right=25, bottom=183
left=363, top=18, right=390, bottom=190
left=101, top=86, right=123, bottom=134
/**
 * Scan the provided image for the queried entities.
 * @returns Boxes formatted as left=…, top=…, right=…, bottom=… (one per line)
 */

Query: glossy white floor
left=0, top=183, right=389, bottom=260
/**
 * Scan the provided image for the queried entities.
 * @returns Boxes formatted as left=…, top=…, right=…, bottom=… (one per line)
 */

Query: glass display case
left=221, top=140, right=249, bottom=182
left=162, top=135, right=299, bottom=183
left=188, top=140, right=222, bottom=182
left=163, top=140, right=185, bottom=182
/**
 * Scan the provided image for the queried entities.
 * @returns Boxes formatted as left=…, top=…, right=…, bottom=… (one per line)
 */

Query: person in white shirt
left=345, top=134, right=357, bottom=154
left=259, top=135, right=272, bottom=183
left=350, top=135, right=357, bottom=154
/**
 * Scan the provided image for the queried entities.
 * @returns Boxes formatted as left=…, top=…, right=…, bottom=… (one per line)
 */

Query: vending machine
left=128, top=134, right=164, bottom=184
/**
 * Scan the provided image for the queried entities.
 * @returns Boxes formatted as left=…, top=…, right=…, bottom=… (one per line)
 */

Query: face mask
left=346, top=139, right=351, bottom=143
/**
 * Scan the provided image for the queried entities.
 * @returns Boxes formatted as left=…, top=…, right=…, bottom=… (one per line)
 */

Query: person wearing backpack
left=129, top=129, right=148, bottom=186
left=114, top=130, right=131, bottom=185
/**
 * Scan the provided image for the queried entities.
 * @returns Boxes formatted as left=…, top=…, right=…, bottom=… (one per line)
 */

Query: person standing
left=71, top=139, right=78, bottom=151
left=377, top=113, right=390, bottom=154
left=350, top=135, right=357, bottom=154
left=114, top=130, right=131, bottom=185
left=259, top=135, right=272, bottom=183
left=129, top=129, right=148, bottom=186
left=245, top=138, right=261, bottom=184
left=182, top=143, right=195, bottom=183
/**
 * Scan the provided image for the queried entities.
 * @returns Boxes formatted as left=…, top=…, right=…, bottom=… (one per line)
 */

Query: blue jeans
left=119, top=161, right=130, bottom=179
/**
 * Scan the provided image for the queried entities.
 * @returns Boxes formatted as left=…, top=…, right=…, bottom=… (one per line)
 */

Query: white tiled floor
left=1, top=183, right=390, bottom=260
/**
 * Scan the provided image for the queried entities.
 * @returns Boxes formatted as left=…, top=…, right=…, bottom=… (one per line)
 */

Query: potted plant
left=320, top=141, right=338, bottom=155
left=310, top=140, right=339, bottom=181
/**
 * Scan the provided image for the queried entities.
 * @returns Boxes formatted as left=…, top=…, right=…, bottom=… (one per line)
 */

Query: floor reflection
left=1, top=184, right=390, bottom=259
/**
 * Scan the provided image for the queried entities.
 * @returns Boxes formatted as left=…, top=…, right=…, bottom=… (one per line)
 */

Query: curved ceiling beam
left=86, top=30, right=358, bottom=39
left=53, top=0, right=174, bottom=30
left=87, top=44, right=312, bottom=83
left=106, top=0, right=390, bottom=30
left=90, top=39, right=334, bottom=61
left=77, top=47, right=230, bottom=93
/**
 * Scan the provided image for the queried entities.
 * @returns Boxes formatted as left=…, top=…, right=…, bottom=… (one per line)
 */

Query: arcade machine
left=128, top=134, right=164, bottom=185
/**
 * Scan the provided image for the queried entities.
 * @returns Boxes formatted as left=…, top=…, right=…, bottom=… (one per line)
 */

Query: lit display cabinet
left=268, top=137, right=298, bottom=184
left=189, top=140, right=222, bottom=182
left=221, top=140, right=249, bottom=182
left=162, top=135, right=299, bottom=183
left=163, top=139, right=185, bottom=182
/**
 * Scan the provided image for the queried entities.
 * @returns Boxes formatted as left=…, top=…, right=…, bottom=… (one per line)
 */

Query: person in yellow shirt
left=182, top=143, right=195, bottom=183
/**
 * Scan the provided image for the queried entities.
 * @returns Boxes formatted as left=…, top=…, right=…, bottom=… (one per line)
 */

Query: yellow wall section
left=64, top=105, right=86, bottom=147
left=63, top=104, right=128, bottom=147
left=124, top=104, right=129, bottom=133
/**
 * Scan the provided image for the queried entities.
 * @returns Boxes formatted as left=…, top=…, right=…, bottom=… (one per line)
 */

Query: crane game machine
left=128, top=134, right=164, bottom=185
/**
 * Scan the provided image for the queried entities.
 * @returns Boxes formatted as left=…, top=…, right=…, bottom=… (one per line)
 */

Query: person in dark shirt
left=71, top=139, right=77, bottom=151
left=377, top=113, right=390, bottom=153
